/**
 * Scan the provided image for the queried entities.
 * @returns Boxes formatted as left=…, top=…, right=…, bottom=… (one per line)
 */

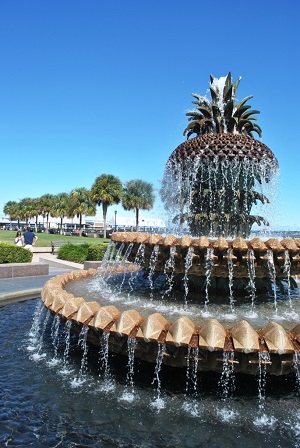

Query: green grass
left=0, top=230, right=109, bottom=247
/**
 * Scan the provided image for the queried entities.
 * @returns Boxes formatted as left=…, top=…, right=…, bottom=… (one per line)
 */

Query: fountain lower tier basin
left=41, top=269, right=300, bottom=376
left=111, top=232, right=300, bottom=278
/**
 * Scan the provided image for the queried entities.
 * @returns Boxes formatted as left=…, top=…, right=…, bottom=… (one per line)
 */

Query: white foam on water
left=221, top=312, right=236, bottom=321
left=217, top=406, right=238, bottom=422
left=27, top=344, right=38, bottom=352
left=182, top=401, right=201, bottom=417
left=253, top=413, right=277, bottom=429
left=119, top=390, right=136, bottom=403
left=70, top=377, right=86, bottom=388
left=150, top=396, right=166, bottom=411
left=96, top=380, right=116, bottom=393
left=47, top=358, right=60, bottom=367
left=31, top=352, right=46, bottom=361
left=244, top=310, right=258, bottom=319
left=58, top=366, right=74, bottom=377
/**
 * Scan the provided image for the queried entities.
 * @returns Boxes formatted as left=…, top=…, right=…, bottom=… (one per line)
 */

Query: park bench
left=51, top=241, right=82, bottom=255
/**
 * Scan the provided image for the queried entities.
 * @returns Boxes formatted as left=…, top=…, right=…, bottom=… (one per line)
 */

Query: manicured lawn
left=0, top=230, right=109, bottom=247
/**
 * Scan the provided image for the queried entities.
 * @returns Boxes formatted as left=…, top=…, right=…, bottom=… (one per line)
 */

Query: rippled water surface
left=1, top=299, right=300, bottom=448
left=66, top=272, right=300, bottom=329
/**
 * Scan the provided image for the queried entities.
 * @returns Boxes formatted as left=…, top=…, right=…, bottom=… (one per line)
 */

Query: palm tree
left=70, top=187, right=96, bottom=231
left=19, top=198, right=37, bottom=226
left=3, top=201, right=20, bottom=228
left=90, top=174, right=122, bottom=238
left=39, top=194, right=55, bottom=232
left=122, top=179, right=155, bottom=231
left=162, top=73, right=278, bottom=238
left=51, top=193, right=70, bottom=234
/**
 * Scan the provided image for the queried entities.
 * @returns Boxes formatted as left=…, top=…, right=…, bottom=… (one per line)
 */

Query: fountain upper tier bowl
left=111, top=231, right=300, bottom=278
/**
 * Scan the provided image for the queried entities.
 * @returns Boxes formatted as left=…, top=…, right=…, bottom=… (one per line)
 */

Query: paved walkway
left=0, top=251, right=84, bottom=306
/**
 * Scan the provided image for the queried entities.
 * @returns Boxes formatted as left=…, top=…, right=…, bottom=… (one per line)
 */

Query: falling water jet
left=185, top=346, right=199, bottom=395
left=204, top=247, right=214, bottom=308
left=218, top=351, right=236, bottom=399
left=61, top=319, right=73, bottom=374
left=151, top=343, right=166, bottom=410
left=39, top=74, right=300, bottom=400
left=120, top=337, right=137, bottom=402
left=71, top=325, right=89, bottom=387
left=147, top=245, right=159, bottom=298
left=246, top=249, right=257, bottom=308
left=183, top=247, right=194, bottom=307
left=49, top=314, right=61, bottom=365
left=267, top=250, right=278, bottom=314
left=284, top=249, right=292, bottom=305
left=227, top=248, right=235, bottom=312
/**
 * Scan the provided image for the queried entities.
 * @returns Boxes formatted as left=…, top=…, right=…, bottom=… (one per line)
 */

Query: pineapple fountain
left=41, top=74, right=300, bottom=377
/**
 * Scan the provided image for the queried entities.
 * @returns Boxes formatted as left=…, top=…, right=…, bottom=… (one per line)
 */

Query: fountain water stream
left=38, top=74, right=300, bottom=397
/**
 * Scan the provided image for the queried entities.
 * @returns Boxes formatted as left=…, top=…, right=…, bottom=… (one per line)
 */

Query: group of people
left=14, top=227, right=38, bottom=251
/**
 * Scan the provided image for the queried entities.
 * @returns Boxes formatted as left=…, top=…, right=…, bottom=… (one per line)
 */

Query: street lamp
left=114, top=210, right=117, bottom=231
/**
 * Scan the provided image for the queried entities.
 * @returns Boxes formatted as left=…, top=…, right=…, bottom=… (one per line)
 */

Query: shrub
left=57, top=243, right=90, bottom=264
left=57, top=242, right=112, bottom=264
left=86, top=242, right=110, bottom=261
left=0, top=242, right=33, bottom=263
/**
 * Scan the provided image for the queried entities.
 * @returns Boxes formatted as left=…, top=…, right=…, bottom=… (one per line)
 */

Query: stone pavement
left=0, top=250, right=84, bottom=307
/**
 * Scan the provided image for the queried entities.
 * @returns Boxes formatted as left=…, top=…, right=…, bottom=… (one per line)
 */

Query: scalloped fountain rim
left=41, top=268, right=300, bottom=376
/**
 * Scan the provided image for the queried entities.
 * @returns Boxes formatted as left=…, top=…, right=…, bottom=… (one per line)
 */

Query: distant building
left=108, top=215, right=166, bottom=233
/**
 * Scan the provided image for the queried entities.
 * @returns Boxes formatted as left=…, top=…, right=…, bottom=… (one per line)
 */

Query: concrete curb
left=0, top=288, right=42, bottom=306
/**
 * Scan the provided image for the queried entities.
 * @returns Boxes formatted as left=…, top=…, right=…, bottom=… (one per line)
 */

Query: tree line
left=3, top=174, right=155, bottom=238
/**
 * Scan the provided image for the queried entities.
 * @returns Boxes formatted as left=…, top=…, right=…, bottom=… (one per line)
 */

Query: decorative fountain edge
left=41, top=261, right=300, bottom=377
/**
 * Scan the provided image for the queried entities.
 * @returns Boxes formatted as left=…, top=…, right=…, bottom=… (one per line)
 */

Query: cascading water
left=183, top=246, right=194, bottom=306
left=19, top=73, right=300, bottom=446
left=205, top=247, right=214, bottom=307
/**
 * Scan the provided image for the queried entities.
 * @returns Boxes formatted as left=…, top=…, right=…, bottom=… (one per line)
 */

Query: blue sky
left=0, top=0, right=299, bottom=230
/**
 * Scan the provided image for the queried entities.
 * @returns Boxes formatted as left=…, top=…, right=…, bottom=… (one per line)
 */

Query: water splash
left=185, top=346, right=199, bottom=395
left=293, top=352, right=300, bottom=392
left=71, top=325, right=89, bottom=386
left=257, top=351, right=271, bottom=410
left=246, top=249, right=257, bottom=307
left=284, top=249, right=292, bottom=306
left=151, top=343, right=166, bottom=409
left=49, top=314, right=61, bottom=364
left=100, top=332, right=112, bottom=379
left=183, top=247, right=194, bottom=306
left=28, top=304, right=50, bottom=356
left=162, top=246, right=176, bottom=298
left=267, top=250, right=278, bottom=314
left=62, top=319, right=72, bottom=370
left=218, top=351, right=236, bottom=399
left=147, top=245, right=159, bottom=297
left=101, top=240, right=115, bottom=268
left=126, top=337, right=137, bottom=393
left=205, top=248, right=214, bottom=307
left=227, top=249, right=235, bottom=311
left=128, top=243, right=145, bottom=293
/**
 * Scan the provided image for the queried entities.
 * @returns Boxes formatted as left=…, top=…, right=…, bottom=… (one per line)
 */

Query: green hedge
left=57, top=243, right=90, bottom=264
left=57, top=242, right=110, bottom=263
left=87, top=243, right=110, bottom=261
left=0, top=242, right=33, bottom=263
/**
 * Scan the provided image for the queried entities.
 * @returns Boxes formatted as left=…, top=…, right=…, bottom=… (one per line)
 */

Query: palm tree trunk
left=135, top=208, right=139, bottom=232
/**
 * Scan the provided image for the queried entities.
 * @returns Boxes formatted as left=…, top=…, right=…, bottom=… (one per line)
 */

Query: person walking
left=22, top=227, right=38, bottom=251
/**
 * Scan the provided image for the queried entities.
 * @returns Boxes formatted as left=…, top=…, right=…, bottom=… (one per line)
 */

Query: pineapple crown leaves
left=184, top=73, right=262, bottom=139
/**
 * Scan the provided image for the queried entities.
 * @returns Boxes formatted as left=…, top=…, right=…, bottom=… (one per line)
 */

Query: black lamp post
left=114, top=210, right=117, bottom=231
